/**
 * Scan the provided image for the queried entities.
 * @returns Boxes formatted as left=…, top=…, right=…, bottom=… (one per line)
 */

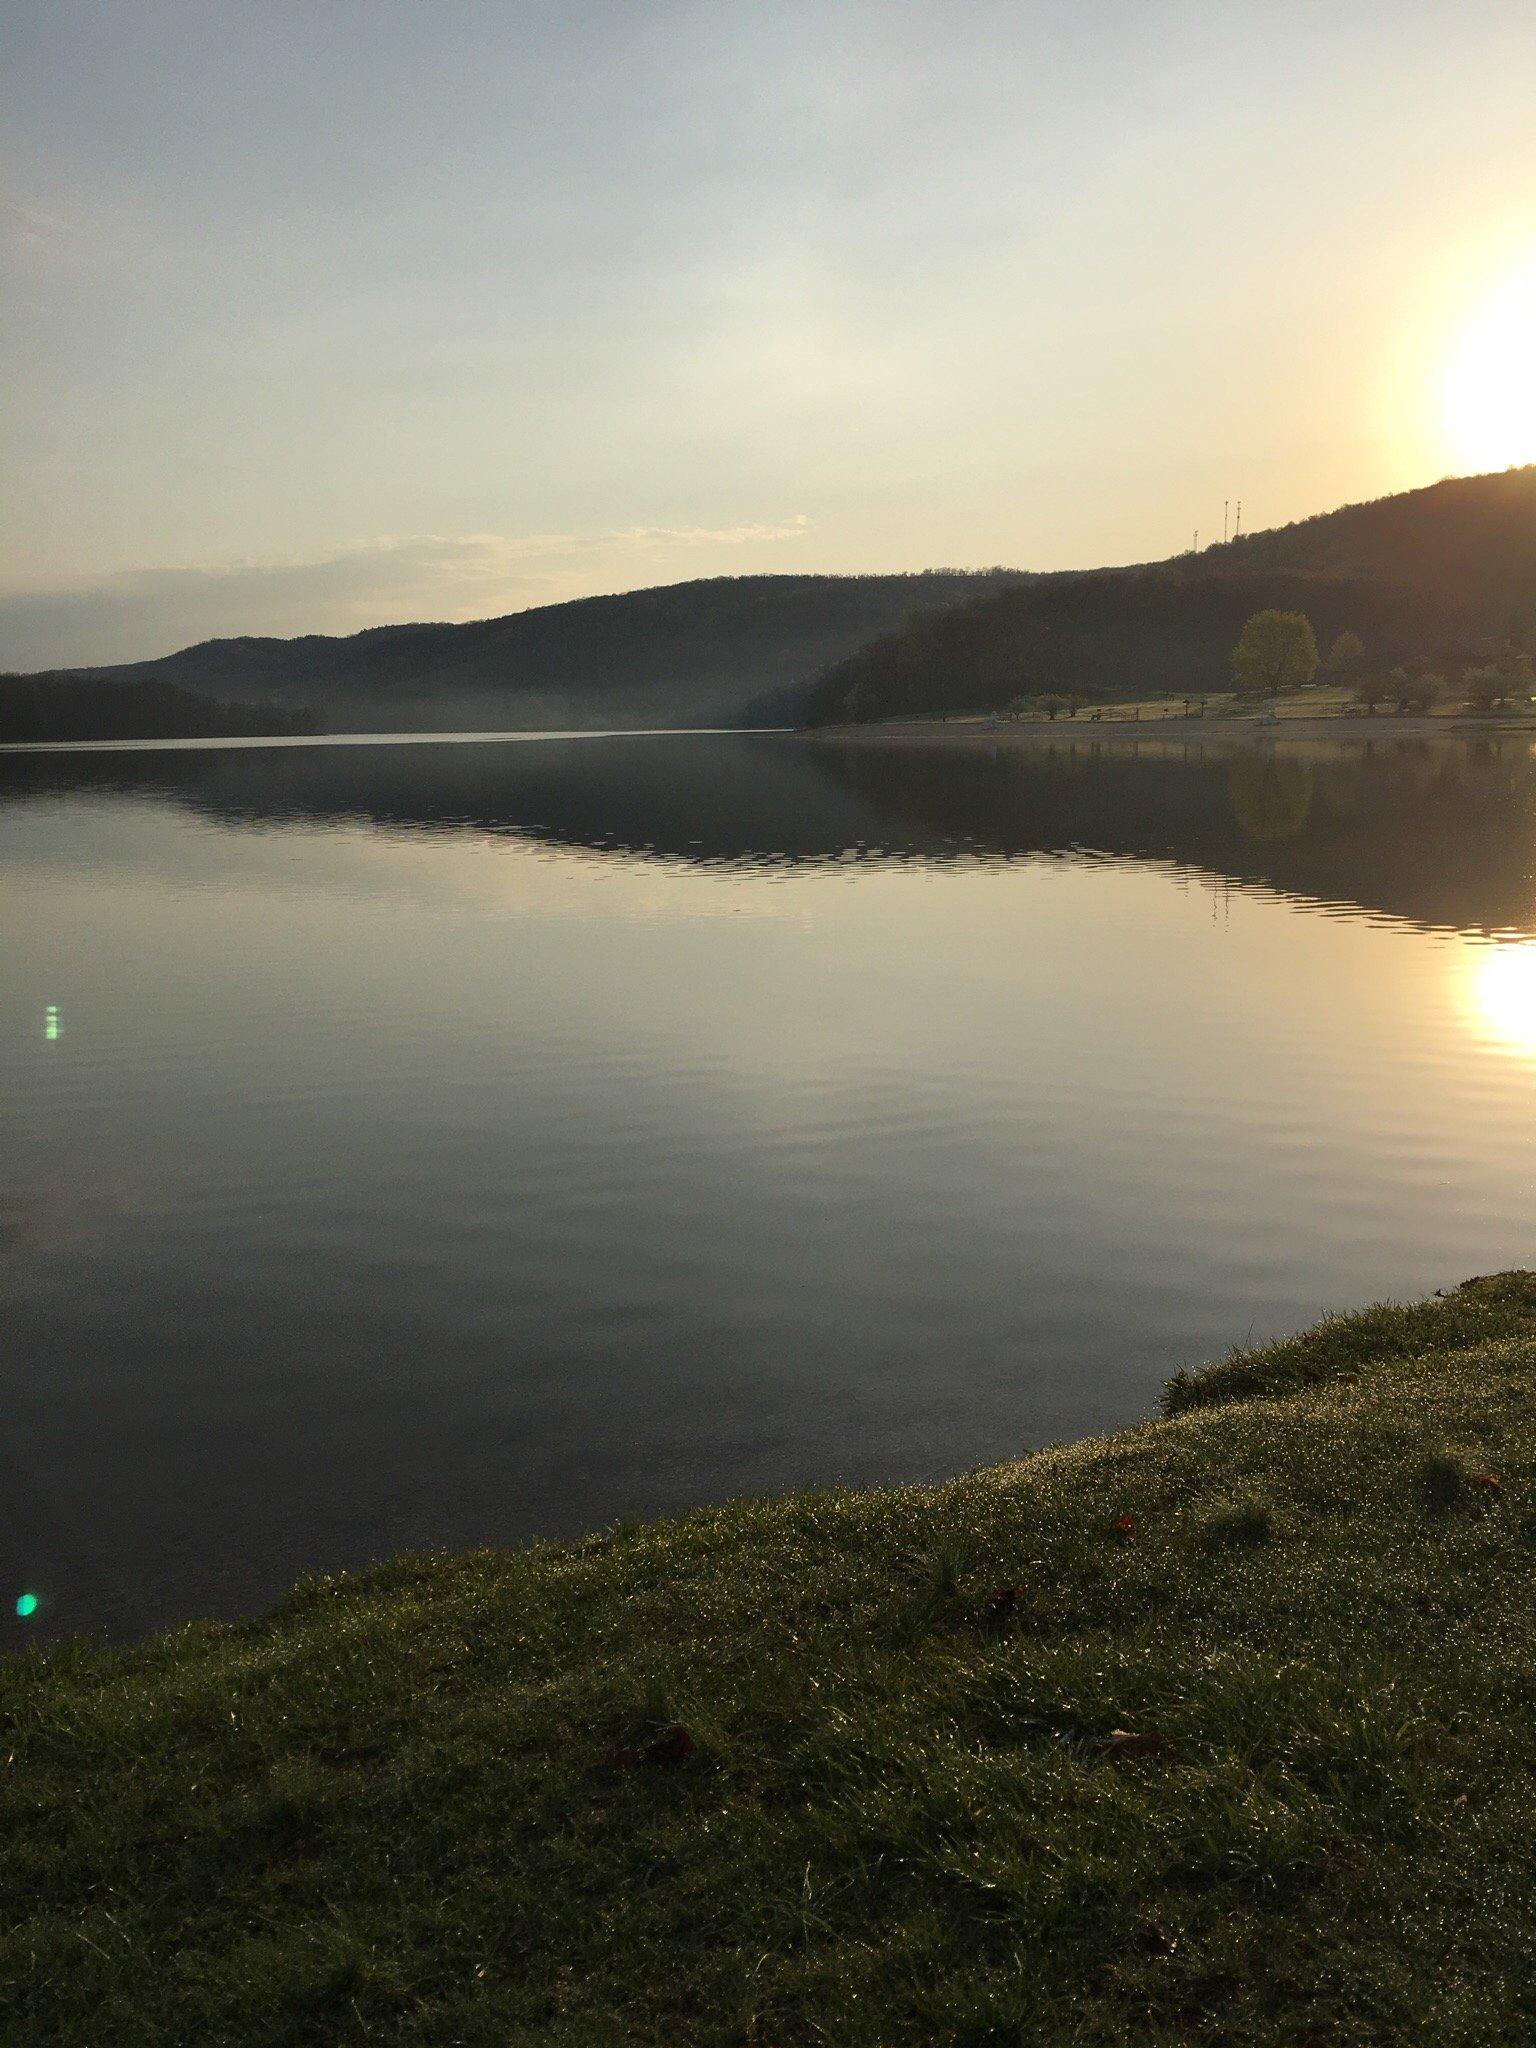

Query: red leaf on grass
left=643, top=1724, right=695, bottom=1766
left=986, top=1585, right=1028, bottom=1620
left=1110, top=1513, right=1136, bottom=1541
left=1472, top=1472, right=1501, bottom=1491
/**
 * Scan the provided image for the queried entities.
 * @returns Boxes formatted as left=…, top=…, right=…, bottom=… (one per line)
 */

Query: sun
left=1443, top=250, right=1536, bottom=473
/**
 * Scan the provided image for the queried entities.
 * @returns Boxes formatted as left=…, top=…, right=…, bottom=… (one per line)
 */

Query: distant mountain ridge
left=13, top=571, right=1027, bottom=734
left=11, top=468, right=1536, bottom=737
left=806, top=467, right=1536, bottom=724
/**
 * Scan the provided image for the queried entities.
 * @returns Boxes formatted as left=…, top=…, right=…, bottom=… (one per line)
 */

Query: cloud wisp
left=0, top=518, right=813, bottom=671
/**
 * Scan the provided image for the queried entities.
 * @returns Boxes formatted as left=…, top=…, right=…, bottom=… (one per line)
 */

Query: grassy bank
left=808, top=701, right=1536, bottom=745
left=7, top=1277, right=1536, bottom=2045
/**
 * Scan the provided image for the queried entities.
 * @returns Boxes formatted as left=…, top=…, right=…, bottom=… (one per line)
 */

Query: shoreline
left=8, top=1275, right=1536, bottom=2042
left=805, top=709, right=1536, bottom=748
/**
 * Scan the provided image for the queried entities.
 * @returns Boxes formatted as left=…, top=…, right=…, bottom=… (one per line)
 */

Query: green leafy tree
left=1355, top=672, right=1390, bottom=715
left=1232, top=611, right=1320, bottom=697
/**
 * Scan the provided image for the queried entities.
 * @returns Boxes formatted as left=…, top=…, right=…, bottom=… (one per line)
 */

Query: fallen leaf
left=1110, top=1513, right=1136, bottom=1541
left=985, top=1585, right=1028, bottom=1620
left=643, top=1724, right=695, bottom=1766
left=1086, top=1728, right=1171, bottom=1760
left=1471, top=1472, right=1501, bottom=1491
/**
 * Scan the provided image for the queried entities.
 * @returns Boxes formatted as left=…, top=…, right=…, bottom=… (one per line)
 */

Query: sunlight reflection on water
left=1466, top=940, right=1536, bottom=1055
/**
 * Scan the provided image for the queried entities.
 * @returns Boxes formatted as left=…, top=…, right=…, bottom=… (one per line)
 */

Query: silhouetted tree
left=1464, top=665, right=1502, bottom=714
left=1398, top=670, right=1442, bottom=715
left=1502, top=651, right=1536, bottom=706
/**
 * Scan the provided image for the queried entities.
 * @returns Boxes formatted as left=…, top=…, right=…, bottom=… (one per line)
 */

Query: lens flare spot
left=15, top=1593, right=39, bottom=1620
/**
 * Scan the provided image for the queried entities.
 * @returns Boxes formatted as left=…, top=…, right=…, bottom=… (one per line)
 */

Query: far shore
left=806, top=708, right=1536, bottom=748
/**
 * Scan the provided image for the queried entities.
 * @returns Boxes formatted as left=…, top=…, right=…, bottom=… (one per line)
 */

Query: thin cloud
left=618, top=518, right=812, bottom=546
left=1, top=196, right=68, bottom=250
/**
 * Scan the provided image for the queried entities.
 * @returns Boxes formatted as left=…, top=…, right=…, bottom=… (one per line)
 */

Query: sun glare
left=1443, top=250, right=1536, bottom=473
left=1468, top=942, right=1536, bottom=1054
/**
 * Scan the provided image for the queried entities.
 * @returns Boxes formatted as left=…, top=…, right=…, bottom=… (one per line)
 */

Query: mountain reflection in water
left=4, top=728, right=1533, bottom=935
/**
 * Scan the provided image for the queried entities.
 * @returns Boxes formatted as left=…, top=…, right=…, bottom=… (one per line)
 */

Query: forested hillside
left=20, top=572, right=1025, bottom=734
left=0, top=674, right=317, bottom=744
left=17, top=471, right=1536, bottom=738
left=806, top=469, right=1536, bottom=724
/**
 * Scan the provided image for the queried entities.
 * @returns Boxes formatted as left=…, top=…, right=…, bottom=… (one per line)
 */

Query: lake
left=5, top=728, right=1536, bottom=1643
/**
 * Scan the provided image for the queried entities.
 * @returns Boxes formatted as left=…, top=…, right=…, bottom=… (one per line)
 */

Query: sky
left=5, top=0, right=1536, bottom=670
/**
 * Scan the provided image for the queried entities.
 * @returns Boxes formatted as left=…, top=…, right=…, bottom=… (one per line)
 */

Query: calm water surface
left=5, top=730, right=1536, bottom=1642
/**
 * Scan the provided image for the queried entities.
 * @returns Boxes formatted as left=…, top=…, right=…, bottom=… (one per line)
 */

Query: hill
left=0, top=673, right=317, bottom=744
left=806, top=468, right=1536, bottom=725
left=6, top=1274, right=1536, bottom=2044
left=1226, top=464, right=1536, bottom=613
left=15, top=470, right=1536, bottom=738
left=27, top=572, right=1024, bottom=735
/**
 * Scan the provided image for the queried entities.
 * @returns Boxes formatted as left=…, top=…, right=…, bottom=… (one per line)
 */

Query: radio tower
left=1234, top=500, right=1243, bottom=540
left=1223, top=500, right=1229, bottom=545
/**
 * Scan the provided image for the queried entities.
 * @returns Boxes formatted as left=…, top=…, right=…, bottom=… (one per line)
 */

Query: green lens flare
left=45, top=1006, right=60, bottom=1042
left=15, top=1593, right=39, bottom=1619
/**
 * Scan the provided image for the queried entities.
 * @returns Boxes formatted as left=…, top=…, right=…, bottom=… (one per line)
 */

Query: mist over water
left=6, top=730, right=1536, bottom=1642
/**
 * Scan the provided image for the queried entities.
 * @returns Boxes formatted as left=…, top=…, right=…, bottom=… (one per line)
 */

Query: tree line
left=803, top=565, right=1468, bottom=725
left=0, top=675, right=320, bottom=744
left=1228, top=610, right=1536, bottom=716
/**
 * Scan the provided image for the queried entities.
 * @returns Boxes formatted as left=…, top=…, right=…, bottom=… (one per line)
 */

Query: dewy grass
left=1200, top=1494, right=1274, bottom=1549
left=1161, top=1268, right=1536, bottom=1414
left=5, top=1275, right=1536, bottom=2044
left=1419, top=1447, right=1474, bottom=1512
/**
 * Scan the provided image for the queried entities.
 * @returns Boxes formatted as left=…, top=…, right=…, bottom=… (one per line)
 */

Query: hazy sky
left=5, top=0, right=1536, bottom=668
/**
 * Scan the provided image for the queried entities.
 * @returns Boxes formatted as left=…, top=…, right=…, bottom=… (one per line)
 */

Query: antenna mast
left=1234, top=500, right=1242, bottom=540
left=1223, top=499, right=1229, bottom=545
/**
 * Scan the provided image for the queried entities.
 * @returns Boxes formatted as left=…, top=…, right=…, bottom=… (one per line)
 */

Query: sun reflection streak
left=1467, top=942, right=1536, bottom=1054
